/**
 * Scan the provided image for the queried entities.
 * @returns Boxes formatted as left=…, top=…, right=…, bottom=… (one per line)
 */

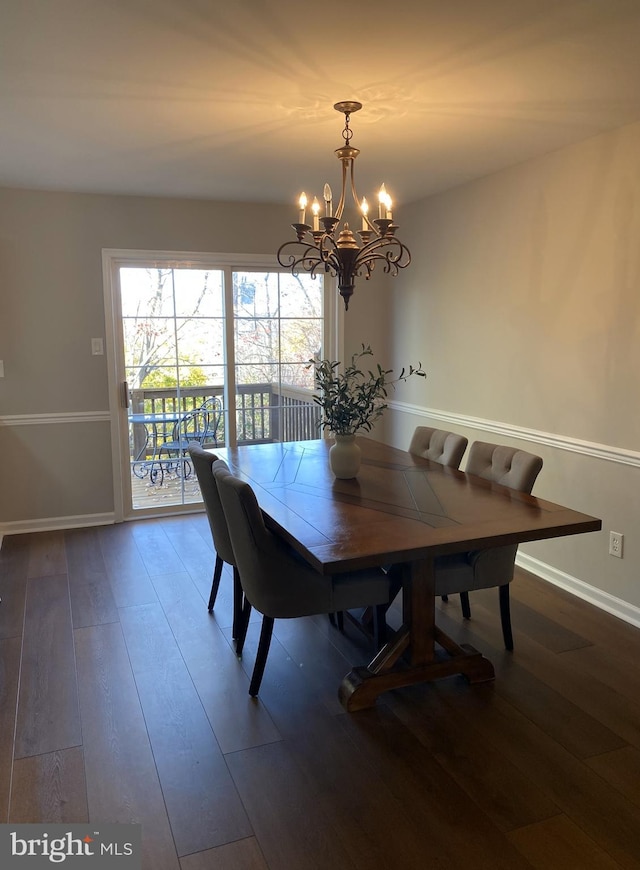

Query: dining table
left=216, top=437, right=601, bottom=711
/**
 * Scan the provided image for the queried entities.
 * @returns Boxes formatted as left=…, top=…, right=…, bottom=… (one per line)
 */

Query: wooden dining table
left=216, top=437, right=601, bottom=711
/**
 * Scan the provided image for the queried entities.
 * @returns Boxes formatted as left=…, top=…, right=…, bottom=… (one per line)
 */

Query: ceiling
left=3, top=0, right=640, bottom=207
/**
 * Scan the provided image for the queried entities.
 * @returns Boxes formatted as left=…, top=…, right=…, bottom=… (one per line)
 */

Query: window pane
left=233, top=271, right=280, bottom=318
left=173, top=269, right=225, bottom=317
left=279, top=273, right=323, bottom=317
left=234, top=318, right=280, bottom=365
left=120, top=268, right=175, bottom=317
left=175, top=318, right=225, bottom=364
left=279, top=362, right=316, bottom=390
left=279, top=319, right=322, bottom=364
left=123, top=320, right=177, bottom=372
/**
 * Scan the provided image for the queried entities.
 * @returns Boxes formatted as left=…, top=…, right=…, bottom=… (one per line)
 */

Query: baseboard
left=0, top=512, right=115, bottom=538
left=517, top=552, right=640, bottom=630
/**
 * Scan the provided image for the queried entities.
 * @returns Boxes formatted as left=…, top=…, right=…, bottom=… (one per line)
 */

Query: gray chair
left=212, top=461, right=393, bottom=697
left=435, top=441, right=543, bottom=650
left=409, top=426, right=468, bottom=469
left=188, top=443, right=243, bottom=640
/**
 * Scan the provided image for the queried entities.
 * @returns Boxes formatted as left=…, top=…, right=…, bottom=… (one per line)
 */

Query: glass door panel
left=120, top=266, right=226, bottom=511
left=232, top=271, right=323, bottom=444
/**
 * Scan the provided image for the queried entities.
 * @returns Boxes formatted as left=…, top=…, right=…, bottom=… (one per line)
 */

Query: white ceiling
left=3, top=0, right=640, bottom=207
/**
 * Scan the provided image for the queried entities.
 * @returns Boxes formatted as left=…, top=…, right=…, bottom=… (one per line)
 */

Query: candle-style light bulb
left=378, top=183, right=387, bottom=219
left=311, top=196, right=320, bottom=230
left=385, top=194, right=393, bottom=220
left=323, top=183, right=333, bottom=218
left=360, top=196, right=369, bottom=230
left=298, top=192, right=307, bottom=224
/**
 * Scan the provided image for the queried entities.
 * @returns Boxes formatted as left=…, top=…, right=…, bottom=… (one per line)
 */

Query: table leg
left=338, top=556, right=495, bottom=712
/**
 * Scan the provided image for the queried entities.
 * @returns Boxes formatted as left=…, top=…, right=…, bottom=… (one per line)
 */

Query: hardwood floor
left=1, top=517, right=640, bottom=868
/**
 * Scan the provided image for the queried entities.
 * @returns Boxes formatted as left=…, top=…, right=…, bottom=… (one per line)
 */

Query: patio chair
left=213, top=461, right=392, bottom=696
left=158, top=408, right=210, bottom=478
left=200, top=396, right=223, bottom=446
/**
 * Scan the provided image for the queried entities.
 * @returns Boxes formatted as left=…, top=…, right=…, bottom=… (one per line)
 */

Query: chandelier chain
left=342, top=113, right=354, bottom=146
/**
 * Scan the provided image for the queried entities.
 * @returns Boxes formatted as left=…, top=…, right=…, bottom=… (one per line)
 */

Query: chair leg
left=235, top=597, right=253, bottom=657
left=207, top=555, right=224, bottom=612
left=499, top=584, right=514, bottom=651
left=249, top=616, right=274, bottom=696
left=460, top=591, right=471, bottom=619
left=232, top=566, right=243, bottom=640
left=441, top=594, right=449, bottom=602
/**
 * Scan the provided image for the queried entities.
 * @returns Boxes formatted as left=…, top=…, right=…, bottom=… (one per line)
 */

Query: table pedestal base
left=338, top=627, right=495, bottom=712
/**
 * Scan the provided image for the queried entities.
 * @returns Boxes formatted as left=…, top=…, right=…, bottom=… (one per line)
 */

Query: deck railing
left=129, top=382, right=320, bottom=452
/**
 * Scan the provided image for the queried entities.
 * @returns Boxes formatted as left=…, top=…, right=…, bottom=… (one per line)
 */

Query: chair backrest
left=409, top=426, right=468, bottom=469
left=175, top=408, right=210, bottom=445
left=212, top=461, right=333, bottom=618
left=200, top=397, right=223, bottom=445
left=465, top=441, right=542, bottom=494
left=462, top=442, right=543, bottom=591
left=187, top=443, right=235, bottom=566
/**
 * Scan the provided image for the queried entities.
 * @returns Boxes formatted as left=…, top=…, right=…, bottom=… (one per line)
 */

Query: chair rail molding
left=391, top=401, right=640, bottom=468
left=0, top=411, right=110, bottom=426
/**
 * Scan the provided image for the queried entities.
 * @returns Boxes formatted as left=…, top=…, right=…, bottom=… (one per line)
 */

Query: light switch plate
left=91, top=338, right=104, bottom=356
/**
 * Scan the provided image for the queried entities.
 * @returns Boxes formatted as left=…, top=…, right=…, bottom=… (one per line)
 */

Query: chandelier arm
left=355, top=248, right=412, bottom=276
left=334, top=158, right=349, bottom=221
left=318, top=232, right=338, bottom=256
left=354, top=238, right=412, bottom=273
left=277, top=239, right=341, bottom=279
left=356, top=234, right=408, bottom=262
left=347, top=158, right=374, bottom=232
left=277, top=241, right=323, bottom=274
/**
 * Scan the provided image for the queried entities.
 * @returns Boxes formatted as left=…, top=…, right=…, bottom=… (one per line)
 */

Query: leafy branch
left=308, top=344, right=426, bottom=435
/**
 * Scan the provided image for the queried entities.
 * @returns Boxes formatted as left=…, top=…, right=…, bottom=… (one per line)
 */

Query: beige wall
left=374, top=120, right=640, bottom=613
left=0, top=188, right=292, bottom=525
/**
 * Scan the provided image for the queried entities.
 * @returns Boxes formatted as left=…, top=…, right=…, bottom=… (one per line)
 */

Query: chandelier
left=277, top=101, right=411, bottom=310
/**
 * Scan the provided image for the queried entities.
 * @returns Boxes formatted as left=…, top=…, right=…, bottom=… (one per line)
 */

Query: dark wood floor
left=1, top=517, right=640, bottom=869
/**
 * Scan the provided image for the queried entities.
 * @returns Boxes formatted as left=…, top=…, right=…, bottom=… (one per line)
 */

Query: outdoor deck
left=129, top=382, right=321, bottom=510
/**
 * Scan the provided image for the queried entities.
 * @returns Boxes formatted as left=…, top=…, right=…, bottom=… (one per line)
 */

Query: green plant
left=308, top=344, right=426, bottom=435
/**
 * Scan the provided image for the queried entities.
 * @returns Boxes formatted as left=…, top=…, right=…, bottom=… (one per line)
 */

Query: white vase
left=329, top=433, right=361, bottom=479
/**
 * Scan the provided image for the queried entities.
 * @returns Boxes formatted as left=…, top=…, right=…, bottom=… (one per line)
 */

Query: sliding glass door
left=104, top=251, right=332, bottom=518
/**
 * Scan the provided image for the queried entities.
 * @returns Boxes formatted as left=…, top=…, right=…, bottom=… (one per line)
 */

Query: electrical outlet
left=609, top=531, right=623, bottom=558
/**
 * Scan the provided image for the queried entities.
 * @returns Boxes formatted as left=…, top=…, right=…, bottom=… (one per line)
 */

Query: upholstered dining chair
left=212, top=461, right=393, bottom=697
left=188, top=443, right=243, bottom=641
left=435, top=441, right=543, bottom=650
left=409, top=426, right=468, bottom=469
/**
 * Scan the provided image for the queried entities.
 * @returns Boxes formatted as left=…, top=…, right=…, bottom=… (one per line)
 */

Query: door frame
left=102, top=248, right=340, bottom=522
